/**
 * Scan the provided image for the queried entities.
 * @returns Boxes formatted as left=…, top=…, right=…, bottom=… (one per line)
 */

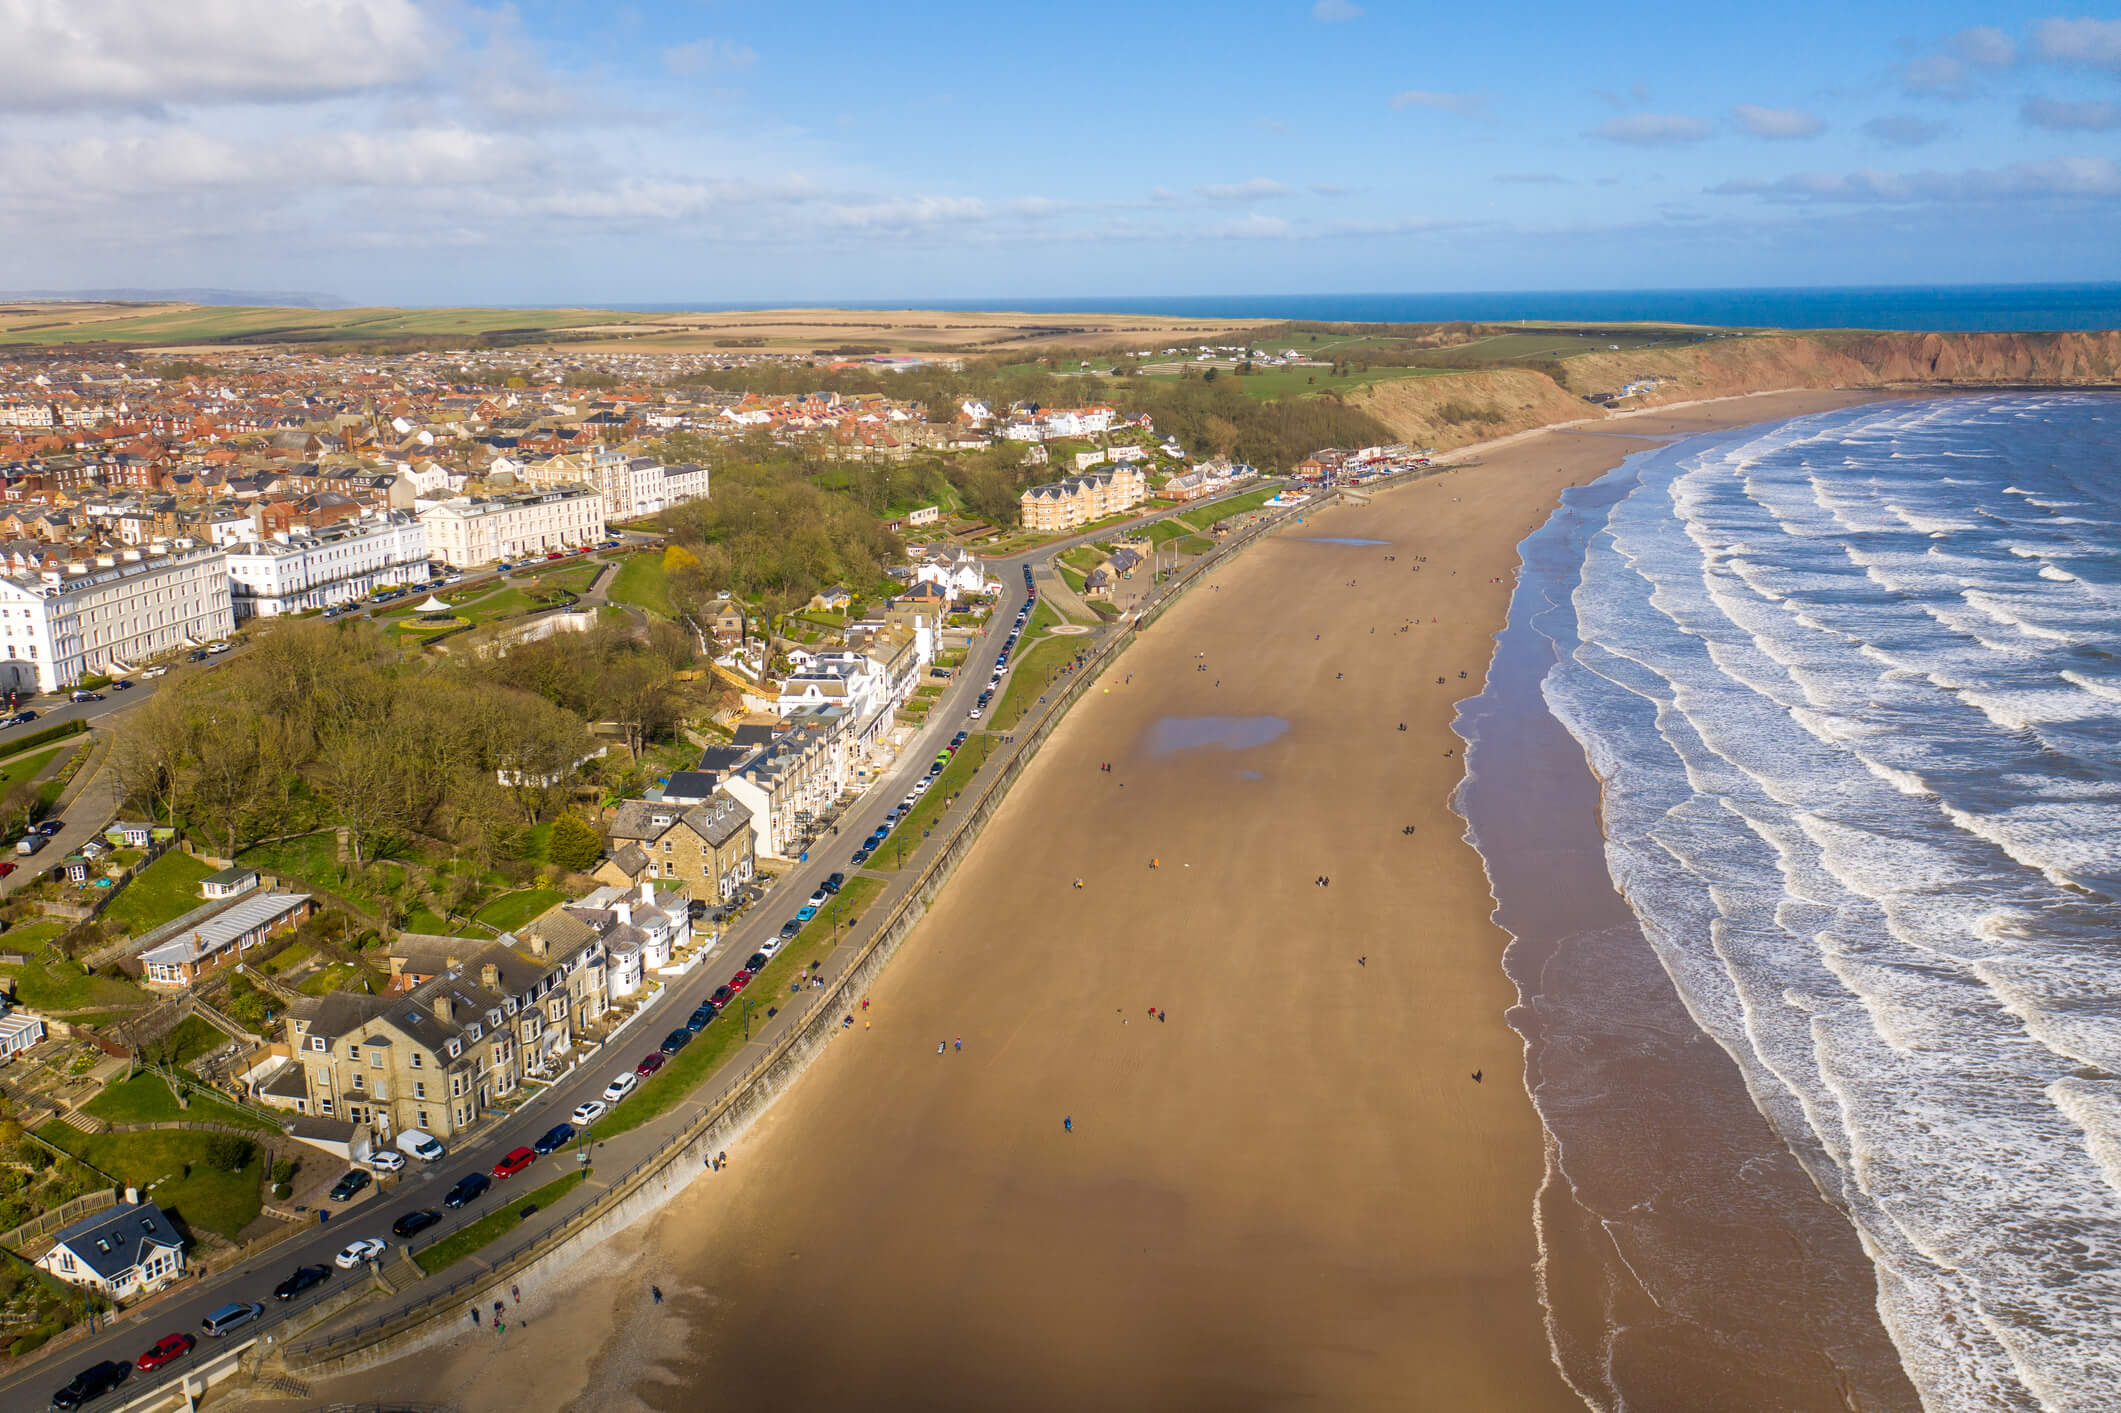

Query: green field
left=987, top=635, right=1092, bottom=732
left=608, top=554, right=673, bottom=617
left=82, top=1072, right=280, bottom=1132
left=0, top=303, right=654, bottom=349
left=0, top=953, right=142, bottom=1011
left=99, top=851, right=217, bottom=937
left=592, top=876, right=886, bottom=1140
left=413, top=1168, right=589, bottom=1274
left=0, top=744, right=66, bottom=794
left=864, top=738, right=996, bottom=871
left=37, top=1126, right=261, bottom=1241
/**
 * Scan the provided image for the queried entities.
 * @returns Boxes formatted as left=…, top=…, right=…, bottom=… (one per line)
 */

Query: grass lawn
left=401, top=907, right=486, bottom=938
left=1173, top=534, right=1216, bottom=555
left=0, top=744, right=66, bottom=794
left=297, top=962, right=359, bottom=996
left=592, top=878, right=889, bottom=1142
left=989, top=635, right=1091, bottom=732
left=0, top=953, right=142, bottom=1011
left=1060, top=546, right=1103, bottom=573
left=1, top=918, right=68, bottom=950
left=1190, top=484, right=1283, bottom=523
left=1056, top=563, right=1087, bottom=595
left=413, top=1168, right=588, bottom=1275
left=148, top=1015, right=231, bottom=1068
left=37, top=1127, right=261, bottom=1242
left=608, top=553, right=673, bottom=617
left=474, top=888, right=560, bottom=933
left=1146, top=517, right=1194, bottom=547
left=238, top=832, right=392, bottom=910
left=258, top=941, right=315, bottom=975
left=82, top=1071, right=280, bottom=1132
left=1022, top=598, right=1061, bottom=642
left=99, top=851, right=217, bottom=937
left=865, top=739, right=996, bottom=872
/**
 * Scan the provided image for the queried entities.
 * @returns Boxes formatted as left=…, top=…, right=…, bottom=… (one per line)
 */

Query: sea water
left=1533, top=394, right=2121, bottom=1409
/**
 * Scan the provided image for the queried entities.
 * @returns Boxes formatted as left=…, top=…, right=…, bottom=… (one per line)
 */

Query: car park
left=50, top=1358, right=130, bottom=1409
left=660, top=1027, right=692, bottom=1055
left=635, top=1052, right=666, bottom=1078
left=200, top=1301, right=264, bottom=1337
left=491, top=1147, right=536, bottom=1180
left=443, top=1173, right=491, bottom=1209
left=134, top=1332, right=195, bottom=1372
left=334, top=1237, right=386, bottom=1269
left=601, top=1072, right=639, bottom=1104
left=392, top=1209, right=443, bottom=1238
left=367, top=1148, right=406, bottom=1174
left=328, top=1170, right=371, bottom=1202
left=533, top=1123, right=576, bottom=1155
left=570, top=1099, right=607, bottom=1126
left=273, top=1264, right=330, bottom=1300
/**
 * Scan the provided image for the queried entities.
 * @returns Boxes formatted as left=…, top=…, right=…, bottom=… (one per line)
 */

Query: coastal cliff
left=1348, top=331, right=2121, bottom=447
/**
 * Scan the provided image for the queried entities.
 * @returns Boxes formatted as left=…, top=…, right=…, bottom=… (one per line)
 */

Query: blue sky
left=1, top=1, right=2118, bottom=304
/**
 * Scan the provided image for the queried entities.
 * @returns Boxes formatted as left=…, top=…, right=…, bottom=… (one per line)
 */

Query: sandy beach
left=323, top=389, right=1890, bottom=1413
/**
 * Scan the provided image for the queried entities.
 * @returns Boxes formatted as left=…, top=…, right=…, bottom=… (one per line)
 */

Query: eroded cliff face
left=1346, top=332, right=2121, bottom=445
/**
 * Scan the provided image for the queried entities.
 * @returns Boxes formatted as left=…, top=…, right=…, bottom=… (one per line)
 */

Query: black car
left=188, top=650, right=208, bottom=661
left=952, top=732, right=967, bottom=745
left=687, top=1003, right=719, bottom=1032
left=392, top=1208, right=444, bottom=1239
left=328, top=1170, right=371, bottom=1202
left=110, top=679, right=133, bottom=690
left=851, top=848, right=872, bottom=865
left=273, top=1264, right=330, bottom=1301
left=50, top=1358, right=130, bottom=1410
left=443, top=1173, right=491, bottom=1209
left=745, top=951, right=769, bottom=972
left=532, top=1123, right=576, bottom=1156
left=778, top=920, right=801, bottom=940
left=659, top=1028, right=692, bottom=1056
left=822, top=872, right=845, bottom=894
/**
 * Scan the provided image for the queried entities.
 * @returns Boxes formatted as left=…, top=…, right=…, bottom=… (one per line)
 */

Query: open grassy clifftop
left=1347, top=331, right=2121, bottom=448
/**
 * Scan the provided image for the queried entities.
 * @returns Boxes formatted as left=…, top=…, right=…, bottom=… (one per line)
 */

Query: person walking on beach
left=1358, top=955, right=1367, bottom=966
left=938, top=1041, right=947, bottom=1054
left=1471, top=1071, right=1483, bottom=1083
left=1063, top=1115, right=1073, bottom=1133
left=954, top=1037, right=962, bottom=1052
left=652, top=1285, right=663, bottom=1304
left=470, top=1305, right=481, bottom=1328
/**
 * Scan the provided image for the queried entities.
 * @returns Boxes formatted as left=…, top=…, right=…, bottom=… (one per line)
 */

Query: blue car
left=688, top=1004, right=719, bottom=1031
left=531, top=1123, right=576, bottom=1155
left=795, top=905, right=818, bottom=923
left=852, top=848, right=872, bottom=865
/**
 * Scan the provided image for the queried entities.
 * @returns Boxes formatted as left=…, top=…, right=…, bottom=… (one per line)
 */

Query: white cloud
left=1390, top=89, right=1489, bottom=118
left=2023, top=96, right=2121, bottom=132
left=1862, top=114, right=1947, bottom=148
left=2033, top=17, right=2121, bottom=72
left=1950, top=25, right=2017, bottom=68
left=1897, top=54, right=1973, bottom=99
left=1711, top=156, right=2121, bottom=204
left=1592, top=113, right=1710, bottom=144
left=1193, top=178, right=1289, bottom=201
left=0, top=0, right=443, bottom=110
left=1311, top=0, right=1362, bottom=21
left=1732, top=104, right=1824, bottom=139
left=662, top=39, right=759, bottom=77
left=1205, top=213, right=1293, bottom=239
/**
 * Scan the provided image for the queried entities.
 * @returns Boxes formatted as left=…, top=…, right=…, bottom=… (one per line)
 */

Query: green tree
left=546, top=814, right=604, bottom=874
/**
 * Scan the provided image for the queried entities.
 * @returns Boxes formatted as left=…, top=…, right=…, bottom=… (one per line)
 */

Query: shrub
left=202, top=1134, right=255, bottom=1172
left=546, top=815, right=603, bottom=874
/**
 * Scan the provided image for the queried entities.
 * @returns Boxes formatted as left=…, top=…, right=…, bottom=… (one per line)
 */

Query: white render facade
left=417, top=485, right=605, bottom=567
left=0, top=547, right=233, bottom=692
left=225, top=513, right=432, bottom=620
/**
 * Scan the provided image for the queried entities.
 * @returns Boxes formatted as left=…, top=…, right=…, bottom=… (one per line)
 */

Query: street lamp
left=742, top=997, right=756, bottom=1040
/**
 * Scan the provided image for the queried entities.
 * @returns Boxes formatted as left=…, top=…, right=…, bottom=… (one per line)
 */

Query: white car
left=758, top=938, right=782, bottom=959
left=571, top=1099, right=607, bottom=1126
left=366, top=1149, right=406, bottom=1174
left=334, top=1237, right=386, bottom=1269
left=601, top=1072, right=639, bottom=1104
left=968, top=708, right=983, bottom=720
left=807, top=890, right=829, bottom=908
left=142, top=665, right=169, bottom=679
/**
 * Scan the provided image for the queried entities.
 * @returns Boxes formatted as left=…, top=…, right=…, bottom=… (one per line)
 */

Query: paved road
left=0, top=506, right=1232, bottom=1410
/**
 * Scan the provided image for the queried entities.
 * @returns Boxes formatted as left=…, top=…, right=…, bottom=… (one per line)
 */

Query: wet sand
left=333, top=389, right=1892, bottom=1413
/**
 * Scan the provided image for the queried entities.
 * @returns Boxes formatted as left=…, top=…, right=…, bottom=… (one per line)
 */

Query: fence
left=284, top=491, right=1324, bottom=1367
left=0, top=1187, right=115, bottom=1260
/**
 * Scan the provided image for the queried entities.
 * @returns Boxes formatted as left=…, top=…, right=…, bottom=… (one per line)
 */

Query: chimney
left=614, top=901, right=632, bottom=928
left=124, top=1186, right=139, bottom=1206
left=639, top=879, right=654, bottom=906
left=480, top=962, right=500, bottom=991
left=432, top=993, right=455, bottom=1024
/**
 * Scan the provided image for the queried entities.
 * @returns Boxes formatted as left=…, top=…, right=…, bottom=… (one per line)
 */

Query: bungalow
left=138, top=890, right=315, bottom=990
left=200, top=865, right=260, bottom=900
left=37, top=1200, right=186, bottom=1302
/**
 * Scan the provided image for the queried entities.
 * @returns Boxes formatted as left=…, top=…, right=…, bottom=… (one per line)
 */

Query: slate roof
left=49, top=1202, right=183, bottom=1280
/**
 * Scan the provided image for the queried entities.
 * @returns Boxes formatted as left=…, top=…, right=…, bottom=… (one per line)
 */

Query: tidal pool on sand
left=1144, top=715, right=1290, bottom=758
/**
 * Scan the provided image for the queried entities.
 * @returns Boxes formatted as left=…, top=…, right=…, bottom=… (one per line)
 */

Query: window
left=369, top=1049, right=383, bottom=1068
left=321, top=1097, right=334, bottom=1113
left=347, top=1044, right=360, bottom=1062
left=351, top=1072, right=364, bottom=1091
left=418, top=1110, right=430, bottom=1128
left=410, top=1051, right=423, bottom=1069
left=414, top=1081, right=426, bottom=1099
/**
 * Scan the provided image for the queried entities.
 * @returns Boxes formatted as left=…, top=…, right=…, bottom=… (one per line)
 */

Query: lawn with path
left=988, top=635, right=1091, bottom=732
left=608, top=553, right=673, bottom=617
left=590, top=875, right=886, bottom=1141
left=99, top=851, right=217, bottom=937
left=864, top=738, right=996, bottom=872
left=0, top=744, right=67, bottom=795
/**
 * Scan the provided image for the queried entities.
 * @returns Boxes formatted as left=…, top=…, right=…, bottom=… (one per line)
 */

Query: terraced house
left=601, top=792, right=756, bottom=899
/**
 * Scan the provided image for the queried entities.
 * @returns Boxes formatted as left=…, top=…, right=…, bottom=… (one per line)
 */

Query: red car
left=0, top=861, right=14, bottom=878
left=634, top=1052, right=666, bottom=1078
left=726, top=969, right=753, bottom=996
left=136, top=1331, right=195, bottom=1372
left=490, top=1146, right=536, bottom=1180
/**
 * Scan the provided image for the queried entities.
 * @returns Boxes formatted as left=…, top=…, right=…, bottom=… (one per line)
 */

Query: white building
left=418, top=485, right=605, bottom=567
left=37, top=1200, right=186, bottom=1302
left=629, top=460, right=711, bottom=520
left=0, top=546, right=233, bottom=692
left=776, top=651, right=885, bottom=727
left=0, top=1005, right=45, bottom=1059
left=224, top=512, right=432, bottom=620
left=911, top=547, right=989, bottom=601
left=521, top=451, right=710, bottom=521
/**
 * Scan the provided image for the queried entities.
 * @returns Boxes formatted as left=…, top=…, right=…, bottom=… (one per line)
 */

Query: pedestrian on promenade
left=511, top=1283, right=521, bottom=1305
left=652, top=1285, right=663, bottom=1304
left=471, top=1305, right=481, bottom=1328
left=494, top=1300, right=504, bottom=1323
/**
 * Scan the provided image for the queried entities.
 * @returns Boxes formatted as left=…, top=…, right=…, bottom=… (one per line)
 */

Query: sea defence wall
left=278, top=490, right=1324, bottom=1380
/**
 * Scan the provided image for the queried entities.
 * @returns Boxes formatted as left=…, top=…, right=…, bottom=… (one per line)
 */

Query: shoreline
left=306, top=387, right=1900, bottom=1412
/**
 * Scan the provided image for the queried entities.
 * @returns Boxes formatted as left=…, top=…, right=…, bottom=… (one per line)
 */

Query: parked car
left=443, top=1173, right=491, bottom=1209
left=532, top=1123, right=576, bottom=1155
left=15, top=835, right=47, bottom=857
left=807, top=888, right=829, bottom=908
left=50, top=1358, right=130, bottom=1409
left=272, top=1264, right=330, bottom=1300
left=392, top=1209, right=443, bottom=1239
left=601, top=1072, right=638, bottom=1104
left=367, top=1149, right=406, bottom=1174
left=490, top=1147, right=536, bottom=1180
left=570, top=1099, right=607, bottom=1126
left=726, top=970, right=753, bottom=996
left=200, top=1301, right=263, bottom=1337
left=133, top=1332, right=194, bottom=1372
left=207, top=641, right=232, bottom=654
left=634, top=1052, right=666, bottom=1078
left=745, top=951, right=769, bottom=972
left=823, top=871, right=845, bottom=893
left=141, top=665, right=168, bottom=679
left=67, top=690, right=102, bottom=703
left=0, top=861, right=16, bottom=878
left=9, top=710, right=36, bottom=724
left=851, top=848, right=872, bottom=865
left=32, top=819, right=61, bottom=837
left=756, top=938, right=781, bottom=959
left=660, top=1028, right=692, bottom=1056
left=328, top=1170, right=371, bottom=1202
left=778, top=919, right=802, bottom=940
left=710, top=984, right=733, bottom=1007
left=795, top=905, right=818, bottom=923
left=686, top=1004, right=718, bottom=1032
left=333, top=1237, right=386, bottom=1269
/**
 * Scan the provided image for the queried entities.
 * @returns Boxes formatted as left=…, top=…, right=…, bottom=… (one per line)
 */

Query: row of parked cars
left=967, top=596, right=1033, bottom=721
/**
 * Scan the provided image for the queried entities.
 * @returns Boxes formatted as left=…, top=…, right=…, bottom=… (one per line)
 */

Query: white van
left=14, top=834, right=46, bottom=856
left=395, top=1129, right=444, bottom=1162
